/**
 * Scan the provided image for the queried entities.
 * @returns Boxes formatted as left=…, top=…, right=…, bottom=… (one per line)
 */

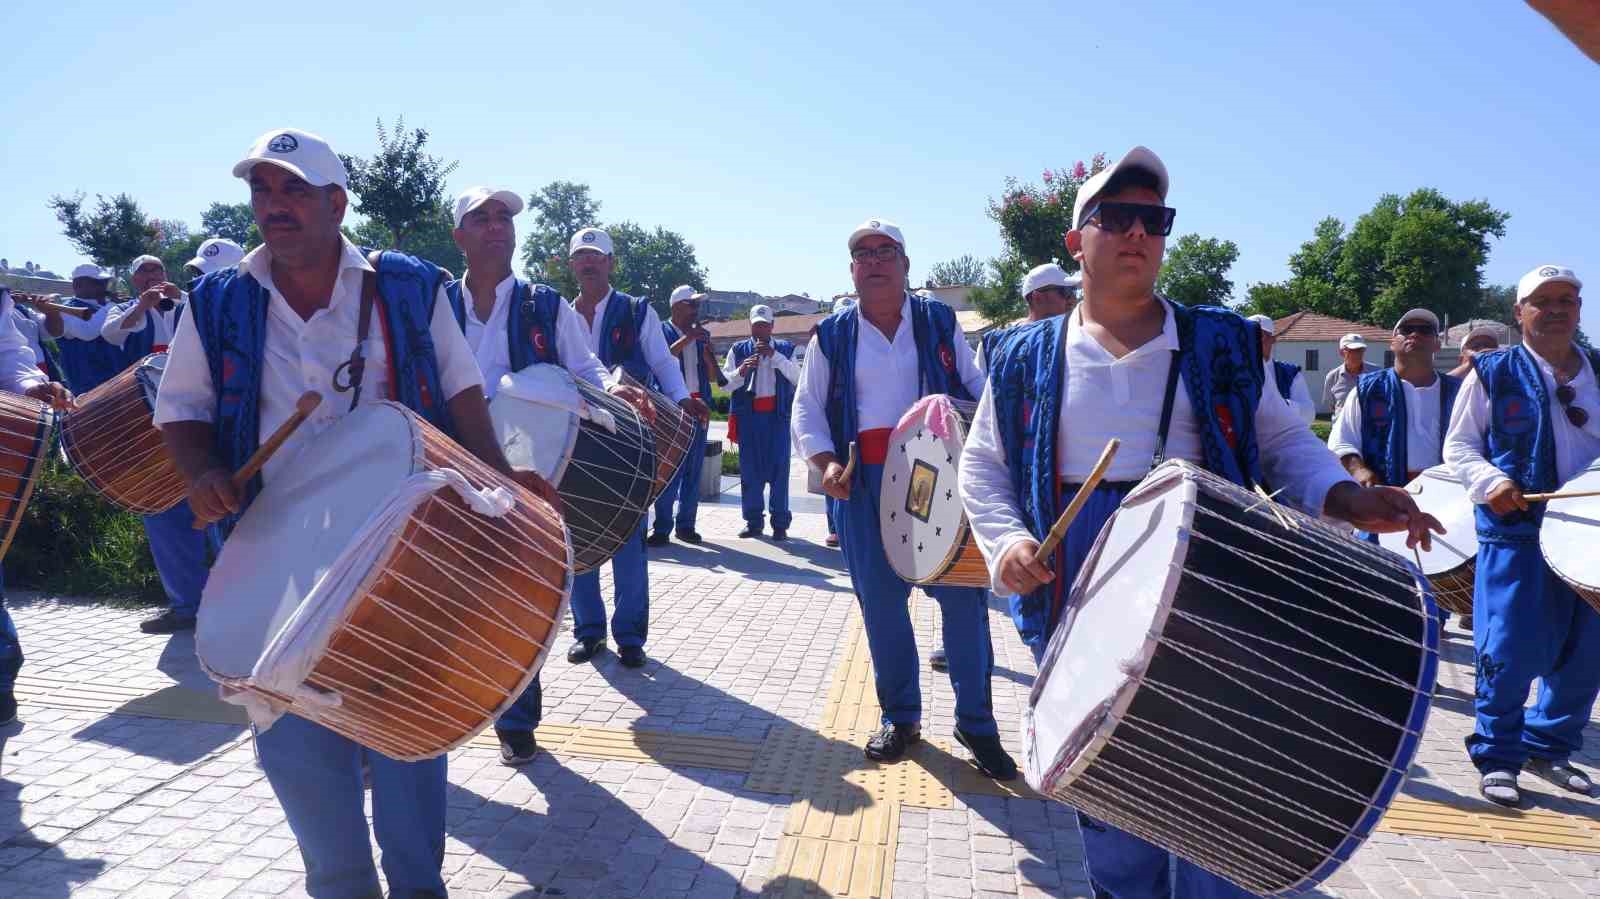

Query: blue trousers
left=570, top=522, right=649, bottom=648
left=825, top=496, right=839, bottom=535
left=1047, top=485, right=1252, bottom=898
left=496, top=673, right=541, bottom=734
left=1467, top=540, right=1600, bottom=773
left=652, top=419, right=707, bottom=536
left=255, top=713, right=446, bottom=898
left=142, top=499, right=210, bottom=618
left=0, top=565, right=20, bottom=694
left=737, top=410, right=792, bottom=530
left=836, top=461, right=996, bottom=735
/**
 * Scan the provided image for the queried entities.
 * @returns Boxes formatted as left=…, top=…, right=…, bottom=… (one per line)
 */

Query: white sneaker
left=1528, top=758, right=1593, bottom=795
left=1480, top=770, right=1520, bottom=807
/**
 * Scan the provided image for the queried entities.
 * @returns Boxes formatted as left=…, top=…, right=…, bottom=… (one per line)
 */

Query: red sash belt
left=753, top=396, right=777, bottom=413
left=153, top=344, right=169, bottom=353
left=857, top=428, right=893, bottom=465
left=691, top=392, right=702, bottom=400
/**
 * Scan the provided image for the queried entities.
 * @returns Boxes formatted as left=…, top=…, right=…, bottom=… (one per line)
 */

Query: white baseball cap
left=1393, top=308, right=1440, bottom=334
left=1021, top=263, right=1079, bottom=299
left=1461, top=320, right=1503, bottom=347
left=1072, top=146, right=1171, bottom=230
left=232, top=128, right=349, bottom=189
left=187, top=238, right=245, bottom=274
left=1339, top=333, right=1368, bottom=350
left=71, top=263, right=111, bottom=281
left=1245, top=313, right=1276, bottom=336
left=669, top=285, right=699, bottom=305
left=570, top=227, right=614, bottom=257
left=749, top=304, right=774, bottom=324
left=835, top=296, right=857, bottom=310
left=452, top=187, right=523, bottom=228
left=1517, top=264, right=1582, bottom=301
left=848, top=218, right=906, bottom=252
left=128, top=254, right=164, bottom=274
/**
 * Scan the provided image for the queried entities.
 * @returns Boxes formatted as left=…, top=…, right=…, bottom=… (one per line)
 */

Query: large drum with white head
left=197, top=402, right=572, bottom=761
left=879, top=395, right=989, bottom=587
left=59, top=352, right=187, bottom=514
left=1540, top=462, right=1600, bottom=614
left=1377, top=466, right=1478, bottom=615
left=490, top=365, right=655, bottom=573
left=616, top=369, right=696, bottom=504
left=1027, top=461, right=1437, bottom=896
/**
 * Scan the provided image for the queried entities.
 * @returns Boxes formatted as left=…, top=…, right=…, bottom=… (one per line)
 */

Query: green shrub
left=7, top=456, right=164, bottom=603
left=1310, top=420, right=1332, bottom=442
left=722, top=447, right=739, bottom=477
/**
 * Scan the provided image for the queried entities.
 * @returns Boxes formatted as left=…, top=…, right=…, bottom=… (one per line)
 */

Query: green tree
left=150, top=219, right=206, bottom=280
left=968, top=256, right=1029, bottom=326
left=346, top=202, right=465, bottom=275
left=609, top=222, right=708, bottom=314
left=200, top=201, right=260, bottom=248
left=927, top=254, right=989, bottom=288
left=972, top=154, right=1108, bottom=323
left=1241, top=282, right=1299, bottom=319
left=339, top=117, right=458, bottom=253
left=1157, top=234, right=1239, bottom=306
left=519, top=181, right=601, bottom=297
left=49, top=192, right=156, bottom=278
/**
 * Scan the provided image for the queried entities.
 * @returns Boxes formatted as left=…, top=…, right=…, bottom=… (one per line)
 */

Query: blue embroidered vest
left=663, top=321, right=722, bottom=395
left=1272, top=360, right=1301, bottom=401
left=55, top=299, right=125, bottom=393
left=591, top=290, right=653, bottom=384
left=444, top=277, right=563, bottom=371
left=989, top=301, right=1265, bottom=632
left=1354, top=368, right=1462, bottom=487
left=1471, top=345, right=1600, bottom=542
left=812, top=293, right=972, bottom=456
left=114, top=301, right=185, bottom=362
left=730, top=338, right=796, bottom=418
left=188, top=251, right=455, bottom=525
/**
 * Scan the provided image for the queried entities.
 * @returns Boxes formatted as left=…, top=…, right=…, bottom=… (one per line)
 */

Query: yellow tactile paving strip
left=1379, top=796, right=1600, bottom=852
left=769, top=797, right=900, bottom=898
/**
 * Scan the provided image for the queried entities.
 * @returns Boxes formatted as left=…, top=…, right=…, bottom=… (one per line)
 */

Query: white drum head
left=1027, top=465, right=1192, bottom=786
left=1377, top=466, right=1477, bottom=577
left=879, top=416, right=967, bottom=583
left=136, top=353, right=167, bottom=408
left=197, top=403, right=422, bottom=681
left=1542, top=463, right=1600, bottom=592
left=489, top=365, right=583, bottom=482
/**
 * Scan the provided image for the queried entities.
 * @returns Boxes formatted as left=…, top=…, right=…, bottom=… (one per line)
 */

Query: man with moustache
left=44, top=263, right=125, bottom=392
left=648, top=285, right=721, bottom=546
left=958, top=147, right=1441, bottom=896
left=565, top=227, right=709, bottom=669
left=792, top=218, right=1016, bottom=779
left=155, top=128, right=559, bottom=899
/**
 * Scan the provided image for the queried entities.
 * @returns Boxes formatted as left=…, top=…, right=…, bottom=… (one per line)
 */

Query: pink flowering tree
left=970, top=153, right=1107, bottom=324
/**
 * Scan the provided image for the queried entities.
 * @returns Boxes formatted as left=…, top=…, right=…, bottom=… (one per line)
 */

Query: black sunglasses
left=1081, top=202, right=1176, bottom=237
left=1556, top=384, right=1589, bottom=428
left=1396, top=323, right=1437, bottom=336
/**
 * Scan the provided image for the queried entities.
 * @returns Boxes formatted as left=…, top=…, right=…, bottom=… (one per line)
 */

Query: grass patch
left=721, top=447, right=739, bottom=477
left=7, top=457, right=165, bottom=603
left=1310, top=420, right=1332, bottom=442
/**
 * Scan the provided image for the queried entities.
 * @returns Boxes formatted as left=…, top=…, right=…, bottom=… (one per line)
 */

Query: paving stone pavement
left=1, top=462, right=1599, bottom=897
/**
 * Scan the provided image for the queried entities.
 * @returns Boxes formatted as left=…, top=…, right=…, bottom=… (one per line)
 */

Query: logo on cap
left=1540, top=266, right=1561, bottom=277
left=268, top=133, right=299, bottom=154
left=203, top=244, right=220, bottom=258
left=869, top=220, right=880, bottom=228
left=582, top=232, right=596, bottom=243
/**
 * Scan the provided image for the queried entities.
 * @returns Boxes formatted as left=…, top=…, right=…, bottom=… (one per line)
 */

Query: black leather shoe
left=645, top=531, right=671, bottom=547
left=618, top=645, right=647, bottom=669
left=497, top=730, right=538, bottom=766
left=140, top=610, right=197, bottom=634
left=955, top=728, right=1018, bottom=781
left=771, top=528, right=788, bottom=541
left=675, top=530, right=703, bottom=544
left=864, top=723, right=921, bottom=761
left=0, top=691, right=16, bottom=726
left=739, top=526, right=763, bottom=538
left=929, top=649, right=949, bottom=672
left=567, top=638, right=604, bottom=664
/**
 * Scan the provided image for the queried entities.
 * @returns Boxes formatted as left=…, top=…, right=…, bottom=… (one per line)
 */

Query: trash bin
left=699, top=438, right=724, bottom=501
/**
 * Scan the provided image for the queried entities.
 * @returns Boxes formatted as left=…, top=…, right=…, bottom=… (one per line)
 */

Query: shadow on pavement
left=0, top=727, right=109, bottom=897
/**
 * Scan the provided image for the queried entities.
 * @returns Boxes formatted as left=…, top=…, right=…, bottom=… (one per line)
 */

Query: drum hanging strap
left=1150, top=349, right=1181, bottom=467
left=336, top=252, right=381, bottom=413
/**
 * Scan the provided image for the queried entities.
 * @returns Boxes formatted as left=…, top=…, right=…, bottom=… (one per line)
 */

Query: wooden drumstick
left=1522, top=489, right=1600, bottom=502
left=192, top=392, right=322, bottom=528
left=1033, top=438, right=1121, bottom=565
left=840, top=441, right=858, bottom=487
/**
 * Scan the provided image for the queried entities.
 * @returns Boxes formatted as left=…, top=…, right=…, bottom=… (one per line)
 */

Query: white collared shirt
left=153, top=237, right=484, bottom=485
left=1444, top=344, right=1600, bottom=503
left=792, top=294, right=985, bottom=460
left=1284, top=372, right=1316, bottom=424
left=55, top=297, right=112, bottom=342
left=1328, top=372, right=1444, bottom=473
left=959, top=300, right=1352, bottom=590
left=722, top=341, right=801, bottom=398
left=458, top=274, right=608, bottom=399
left=0, top=295, right=47, bottom=393
left=571, top=288, right=689, bottom=402
left=100, top=296, right=187, bottom=350
left=11, top=305, right=49, bottom=378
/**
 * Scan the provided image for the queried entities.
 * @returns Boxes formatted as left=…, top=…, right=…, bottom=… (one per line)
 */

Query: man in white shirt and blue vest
left=793, top=218, right=1016, bottom=781
left=565, top=227, right=709, bottom=670
left=44, top=263, right=126, bottom=393
left=1246, top=313, right=1316, bottom=424
left=724, top=304, right=800, bottom=539
left=1444, top=264, right=1600, bottom=808
left=648, top=285, right=720, bottom=546
left=958, top=146, right=1441, bottom=898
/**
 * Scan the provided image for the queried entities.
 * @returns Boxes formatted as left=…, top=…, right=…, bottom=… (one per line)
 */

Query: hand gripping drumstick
left=192, top=392, right=322, bottom=529
left=840, top=441, right=858, bottom=485
left=1032, top=438, right=1121, bottom=566
left=1522, top=489, right=1600, bottom=503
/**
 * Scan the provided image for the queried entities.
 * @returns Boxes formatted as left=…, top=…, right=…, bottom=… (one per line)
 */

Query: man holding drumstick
left=958, top=146, right=1440, bottom=897
left=154, top=128, right=559, bottom=899
left=1444, top=264, right=1600, bottom=807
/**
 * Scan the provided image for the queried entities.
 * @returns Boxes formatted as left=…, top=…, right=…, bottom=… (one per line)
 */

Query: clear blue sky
left=3, top=1, right=1595, bottom=327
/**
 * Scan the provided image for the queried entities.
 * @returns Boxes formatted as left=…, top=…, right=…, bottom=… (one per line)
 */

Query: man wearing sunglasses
left=1444, top=264, right=1600, bottom=808
left=959, top=146, right=1442, bottom=897
left=974, top=263, right=1079, bottom=375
